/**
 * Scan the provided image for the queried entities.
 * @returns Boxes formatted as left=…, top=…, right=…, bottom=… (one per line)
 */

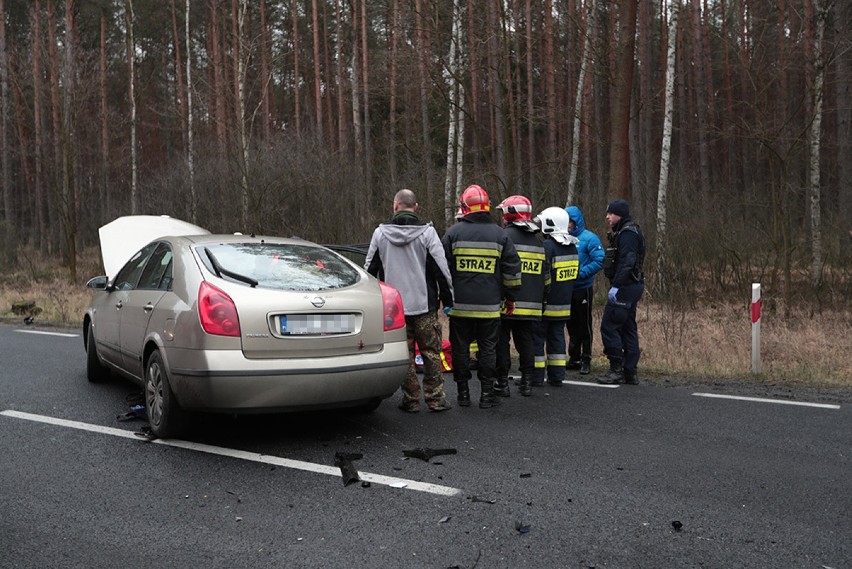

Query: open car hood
left=98, top=215, right=210, bottom=279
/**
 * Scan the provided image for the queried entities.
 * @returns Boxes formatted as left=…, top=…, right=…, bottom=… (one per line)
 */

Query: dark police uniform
left=599, top=216, right=645, bottom=383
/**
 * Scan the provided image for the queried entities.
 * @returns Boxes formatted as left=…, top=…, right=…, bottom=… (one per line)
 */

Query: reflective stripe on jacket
left=542, top=238, right=579, bottom=320
left=501, top=225, right=548, bottom=320
left=442, top=213, right=521, bottom=318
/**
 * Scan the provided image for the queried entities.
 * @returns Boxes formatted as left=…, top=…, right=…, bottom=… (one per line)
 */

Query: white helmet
left=535, top=207, right=576, bottom=245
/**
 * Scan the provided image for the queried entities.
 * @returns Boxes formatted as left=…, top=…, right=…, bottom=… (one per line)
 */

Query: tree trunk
left=836, top=0, right=851, bottom=261
left=125, top=0, right=138, bottom=214
left=235, top=0, right=249, bottom=227
left=544, top=0, right=556, bottom=165
left=690, top=0, right=710, bottom=200
left=99, top=8, right=110, bottom=222
left=809, top=0, right=829, bottom=287
left=388, top=0, right=399, bottom=183
left=608, top=0, right=638, bottom=200
left=62, top=0, right=77, bottom=282
left=210, top=1, right=226, bottom=156
left=311, top=0, right=323, bottom=137
left=335, top=0, right=347, bottom=152
left=0, top=0, right=9, bottom=227
left=259, top=0, right=271, bottom=140
left=414, top=0, right=431, bottom=195
left=350, top=0, right=362, bottom=155
left=444, top=0, right=463, bottom=227
left=292, top=0, right=301, bottom=134
left=186, top=0, right=196, bottom=222
left=32, top=0, right=46, bottom=248
left=656, top=0, right=679, bottom=293
left=525, top=0, right=534, bottom=192
left=170, top=0, right=187, bottom=150
left=567, top=0, right=596, bottom=206
left=487, top=0, right=506, bottom=193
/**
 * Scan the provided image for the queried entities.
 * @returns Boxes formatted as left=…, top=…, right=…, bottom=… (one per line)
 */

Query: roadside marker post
left=751, top=283, right=761, bottom=374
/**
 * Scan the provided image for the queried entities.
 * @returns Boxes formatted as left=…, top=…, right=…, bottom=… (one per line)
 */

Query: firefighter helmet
left=459, top=185, right=491, bottom=216
left=535, top=207, right=574, bottom=244
left=497, top=195, right=533, bottom=225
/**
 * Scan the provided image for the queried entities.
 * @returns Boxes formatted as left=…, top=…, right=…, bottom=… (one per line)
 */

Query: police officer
left=597, top=199, right=645, bottom=385
left=494, top=195, right=548, bottom=398
left=532, top=207, right=579, bottom=387
left=443, top=185, right=522, bottom=408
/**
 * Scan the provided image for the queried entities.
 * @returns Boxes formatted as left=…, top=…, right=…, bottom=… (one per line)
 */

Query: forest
left=0, top=0, right=849, bottom=310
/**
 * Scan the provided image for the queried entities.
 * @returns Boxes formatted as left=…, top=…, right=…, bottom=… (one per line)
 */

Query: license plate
left=279, top=314, right=355, bottom=335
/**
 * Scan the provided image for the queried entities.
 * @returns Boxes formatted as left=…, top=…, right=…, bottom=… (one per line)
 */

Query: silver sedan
left=84, top=216, right=408, bottom=438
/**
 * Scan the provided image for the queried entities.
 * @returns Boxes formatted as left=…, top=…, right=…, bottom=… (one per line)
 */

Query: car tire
left=86, top=325, right=110, bottom=383
left=144, top=351, right=185, bottom=438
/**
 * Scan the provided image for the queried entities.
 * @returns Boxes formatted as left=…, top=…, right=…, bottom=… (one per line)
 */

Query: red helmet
left=459, top=185, right=491, bottom=216
left=497, top=195, right=533, bottom=225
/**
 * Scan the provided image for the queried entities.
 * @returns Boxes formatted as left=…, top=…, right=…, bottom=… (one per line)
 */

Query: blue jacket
left=565, top=206, right=604, bottom=291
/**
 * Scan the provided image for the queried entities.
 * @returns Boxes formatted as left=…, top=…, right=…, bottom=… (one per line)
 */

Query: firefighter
left=442, top=185, right=522, bottom=409
left=532, top=207, right=579, bottom=387
left=494, top=195, right=548, bottom=397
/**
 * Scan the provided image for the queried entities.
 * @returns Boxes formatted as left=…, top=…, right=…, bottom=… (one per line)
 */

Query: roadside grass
left=1, top=246, right=849, bottom=388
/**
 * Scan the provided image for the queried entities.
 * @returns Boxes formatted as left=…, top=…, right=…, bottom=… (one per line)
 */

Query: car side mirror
left=86, top=276, right=109, bottom=290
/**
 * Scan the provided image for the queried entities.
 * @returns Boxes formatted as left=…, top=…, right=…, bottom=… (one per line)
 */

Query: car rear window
left=197, top=243, right=361, bottom=291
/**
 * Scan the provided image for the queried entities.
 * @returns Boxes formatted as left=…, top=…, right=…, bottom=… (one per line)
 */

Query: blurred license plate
left=280, top=314, right=355, bottom=335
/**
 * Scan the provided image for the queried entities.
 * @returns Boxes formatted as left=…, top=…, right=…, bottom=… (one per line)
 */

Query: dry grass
left=1, top=247, right=849, bottom=388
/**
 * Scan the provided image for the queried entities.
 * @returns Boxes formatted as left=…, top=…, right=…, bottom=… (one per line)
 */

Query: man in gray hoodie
left=365, top=189, right=455, bottom=412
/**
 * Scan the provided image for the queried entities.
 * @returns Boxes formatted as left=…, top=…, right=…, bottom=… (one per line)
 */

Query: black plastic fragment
left=402, top=447, right=457, bottom=462
left=334, top=452, right=363, bottom=486
left=671, top=520, right=683, bottom=532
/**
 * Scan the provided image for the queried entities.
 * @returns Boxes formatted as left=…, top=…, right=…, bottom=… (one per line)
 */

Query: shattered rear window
left=197, top=243, right=361, bottom=291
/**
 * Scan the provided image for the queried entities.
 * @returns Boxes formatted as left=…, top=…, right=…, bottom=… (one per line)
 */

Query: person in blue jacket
left=564, top=205, right=604, bottom=375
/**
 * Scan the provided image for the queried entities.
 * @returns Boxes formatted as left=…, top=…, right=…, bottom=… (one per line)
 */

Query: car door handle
left=143, top=303, right=154, bottom=313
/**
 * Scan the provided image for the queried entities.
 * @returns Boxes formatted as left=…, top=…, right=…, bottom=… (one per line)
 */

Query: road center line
left=0, top=410, right=462, bottom=497
left=15, top=329, right=79, bottom=338
left=692, top=393, right=840, bottom=409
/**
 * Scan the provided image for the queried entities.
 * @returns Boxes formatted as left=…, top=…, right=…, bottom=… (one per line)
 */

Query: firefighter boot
left=479, top=379, right=501, bottom=409
left=456, top=380, right=471, bottom=407
left=596, top=359, right=625, bottom=385
left=580, top=356, right=591, bottom=375
left=518, top=372, right=533, bottom=397
left=494, top=375, right=511, bottom=397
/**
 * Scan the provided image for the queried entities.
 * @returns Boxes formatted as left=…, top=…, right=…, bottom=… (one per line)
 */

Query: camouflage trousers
left=401, top=312, right=447, bottom=409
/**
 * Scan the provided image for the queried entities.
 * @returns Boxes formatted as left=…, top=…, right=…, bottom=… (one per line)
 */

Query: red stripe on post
left=751, top=299, right=762, bottom=324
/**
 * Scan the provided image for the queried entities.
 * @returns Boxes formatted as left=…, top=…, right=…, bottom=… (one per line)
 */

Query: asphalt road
left=1, top=323, right=850, bottom=568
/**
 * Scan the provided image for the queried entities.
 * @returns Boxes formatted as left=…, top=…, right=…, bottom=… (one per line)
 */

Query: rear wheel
left=144, top=351, right=185, bottom=438
left=86, top=325, right=110, bottom=383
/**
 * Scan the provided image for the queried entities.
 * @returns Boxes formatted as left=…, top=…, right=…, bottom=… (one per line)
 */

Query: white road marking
left=0, top=410, right=463, bottom=496
left=15, top=329, right=78, bottom=338
left=564, top=380, right=619, bottom=389
left=692, top=393, right=840, bottom=409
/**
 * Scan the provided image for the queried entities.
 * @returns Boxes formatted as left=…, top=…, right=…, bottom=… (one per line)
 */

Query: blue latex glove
left=443, top=306, right=453, bottom=316
left=608, top=287, right=619, bottom=303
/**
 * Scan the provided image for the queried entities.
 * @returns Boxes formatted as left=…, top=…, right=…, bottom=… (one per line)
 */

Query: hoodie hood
left=566, top=205, right=586, bottom=236
left=378, top=223, right=433, bottom=246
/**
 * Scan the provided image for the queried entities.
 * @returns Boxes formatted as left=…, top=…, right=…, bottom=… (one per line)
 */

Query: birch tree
left=186, top=0, right=196, bottom=222
left=809, top=0, right=831, bottom=285
left=566, top=0, right=596, bottom=205
left=444, top=0, right=465, bottom=227
left=656, top=0, right=679, bottom=292
left=125, top=0, right=138, bottom=214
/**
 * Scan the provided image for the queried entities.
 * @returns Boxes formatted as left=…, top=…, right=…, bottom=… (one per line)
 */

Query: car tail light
left=379, top=281, right=405, bottom=331
left=198, top=282, right=241, bottom=337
